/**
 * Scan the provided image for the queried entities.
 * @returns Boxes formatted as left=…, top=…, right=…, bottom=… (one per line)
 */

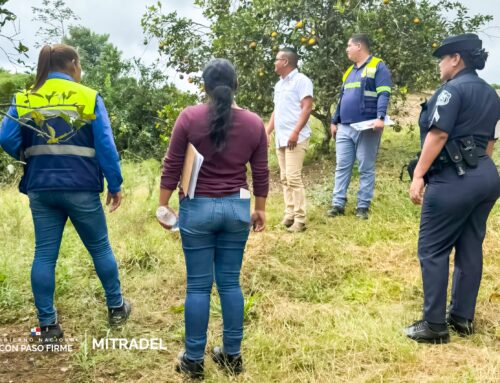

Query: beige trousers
left=276, top=139, right=309, bottom=224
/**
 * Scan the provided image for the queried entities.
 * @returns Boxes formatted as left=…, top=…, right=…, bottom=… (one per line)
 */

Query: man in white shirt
left=266, top=48, right=313, bottom=232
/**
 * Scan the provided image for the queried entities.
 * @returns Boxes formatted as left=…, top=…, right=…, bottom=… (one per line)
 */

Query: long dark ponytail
left=32, top=44, right=80, bottom=92
left=202, top=58, right=237, bottom=152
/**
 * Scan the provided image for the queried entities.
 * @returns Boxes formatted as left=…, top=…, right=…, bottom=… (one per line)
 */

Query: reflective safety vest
left=15, top=78, right=104, bottom=193
left=341, top=56, right=391, bottom=114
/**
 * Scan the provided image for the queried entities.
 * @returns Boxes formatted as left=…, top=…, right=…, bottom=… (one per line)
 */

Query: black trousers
left=418, top=156, right=500, bottom=323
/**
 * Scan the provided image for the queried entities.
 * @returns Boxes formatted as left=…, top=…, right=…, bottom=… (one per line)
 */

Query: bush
left=0, top=69, right=33, bottom=104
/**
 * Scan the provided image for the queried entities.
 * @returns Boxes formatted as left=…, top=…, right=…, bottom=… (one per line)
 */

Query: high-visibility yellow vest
left=15, top=78, right=97, bottom=156
left=342, top=56, right=382, bottom=82
left=16, top=78, right=97, bottom=119
left=14, top=77, right=103, bottom=194
left=341, top=56, right=391, bottom=97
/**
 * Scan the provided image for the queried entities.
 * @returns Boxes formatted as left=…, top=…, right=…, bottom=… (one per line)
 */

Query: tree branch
left=311, top=109, right=326, bottom=122
left=0, top=103, right=81, bottom=109
left=191, top=21, right=210, bottom=30
left=0, top=110, right=51, bottom=138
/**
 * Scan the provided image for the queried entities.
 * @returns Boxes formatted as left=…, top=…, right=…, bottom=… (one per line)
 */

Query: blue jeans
left=179, top=194, right=251, bottom=361
left=332, top=124, right=382, bottom=209
left=28, top=191, right=123, bottom=326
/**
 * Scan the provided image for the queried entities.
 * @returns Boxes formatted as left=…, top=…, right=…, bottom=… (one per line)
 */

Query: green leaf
left=55, top=131, right=72, bottom=141
left=46, top=124, right=56, bottom=139
left=45, top=91, right=57, bottom=103
left=81, top=113, right=96, bottom=120
left=76, top=105, right=85, bottom=117
left=31, top=111, right=45, bottom=127
left=72, top=120, right=85, bottom=130
left=59, top=112, right=72, bottom=124
left=16, top=42, right=29, bottom=53
left=30, top=93, right=45, bottom=99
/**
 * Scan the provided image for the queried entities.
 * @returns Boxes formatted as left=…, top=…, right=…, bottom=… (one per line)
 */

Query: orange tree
left=142, top=0, right=492, bottom=151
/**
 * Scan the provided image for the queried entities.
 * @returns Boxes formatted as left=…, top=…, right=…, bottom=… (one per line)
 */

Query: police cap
left=432, top=33, right=482, bottom=58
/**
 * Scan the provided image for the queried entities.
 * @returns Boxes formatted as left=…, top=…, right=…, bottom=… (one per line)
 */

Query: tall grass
left=0, top=124, right=498, bottom=383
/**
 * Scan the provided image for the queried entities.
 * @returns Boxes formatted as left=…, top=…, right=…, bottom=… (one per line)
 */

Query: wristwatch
left=378, top=115, right=385, bottom=120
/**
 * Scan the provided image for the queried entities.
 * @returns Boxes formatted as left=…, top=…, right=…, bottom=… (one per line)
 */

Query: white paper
left=240, top=188, right=251, bottom=199
left=350, top=116, right=395, bottom=131
left=187, top=150, right=204, bottom=199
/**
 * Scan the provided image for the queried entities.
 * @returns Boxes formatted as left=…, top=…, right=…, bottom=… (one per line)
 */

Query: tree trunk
left=320, top=117, right=332, bottom=153
left=311, top=109, right=332, bottom=154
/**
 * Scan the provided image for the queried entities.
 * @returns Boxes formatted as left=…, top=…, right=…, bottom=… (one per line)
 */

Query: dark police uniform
left=417, top=38, right=500, bottom=328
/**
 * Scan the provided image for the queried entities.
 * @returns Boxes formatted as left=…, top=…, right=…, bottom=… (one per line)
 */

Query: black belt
left=401, top=140, right=487, bottom=182
left=428, top=143, right=486, bottom=176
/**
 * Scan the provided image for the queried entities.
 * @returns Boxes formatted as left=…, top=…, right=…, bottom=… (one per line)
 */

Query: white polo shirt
left=273, top=69, right=313, bottom=148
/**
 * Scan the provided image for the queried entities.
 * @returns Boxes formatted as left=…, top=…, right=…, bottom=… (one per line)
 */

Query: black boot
left=404, top=320, right=449, bottom=344
left=211, top=346, right=243, bottom=375
left=175, top=351, right=204, bottom=380
left=39, top=322, right=64, bottom=345
left=108, top=298, right=131, bottom=326
left=447, top=313, right=474, bottom=336
left=355, top=207, right=369, bottom=220
left=327, top=205, right=345, bottom=217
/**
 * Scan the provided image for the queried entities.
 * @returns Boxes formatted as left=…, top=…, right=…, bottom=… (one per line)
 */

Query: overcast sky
left=1, top=0, right=499, bottom=86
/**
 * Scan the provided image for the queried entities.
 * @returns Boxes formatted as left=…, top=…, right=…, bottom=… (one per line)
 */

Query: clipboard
left=181, top=143, right=204, bottom=199
left=350, top=116, right=395, bottom=131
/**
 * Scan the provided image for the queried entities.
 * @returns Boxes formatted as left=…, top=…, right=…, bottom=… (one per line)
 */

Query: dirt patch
left=0, top=324, right=75, bottom=383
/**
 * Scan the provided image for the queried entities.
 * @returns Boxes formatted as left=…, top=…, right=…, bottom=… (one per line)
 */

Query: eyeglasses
left=275, top=58, right=286, bottom=62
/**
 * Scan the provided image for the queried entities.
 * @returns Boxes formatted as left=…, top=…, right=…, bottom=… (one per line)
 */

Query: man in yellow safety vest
left=328, top=33, right=392, bottom=220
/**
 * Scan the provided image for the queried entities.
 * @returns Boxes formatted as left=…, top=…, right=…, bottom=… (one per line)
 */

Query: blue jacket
left=332, top=56, right=392, bottom=124
left=0, top=72, right=123, bottom=194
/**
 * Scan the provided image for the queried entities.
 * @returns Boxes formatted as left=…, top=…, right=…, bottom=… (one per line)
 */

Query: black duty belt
left=430, top=137, right=486, bottom=177
left=401, top=136, right=487, bottom=181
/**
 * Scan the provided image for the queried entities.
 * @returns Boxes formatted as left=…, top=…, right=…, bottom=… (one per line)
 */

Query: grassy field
left=0, top=123, right=499, bottom=383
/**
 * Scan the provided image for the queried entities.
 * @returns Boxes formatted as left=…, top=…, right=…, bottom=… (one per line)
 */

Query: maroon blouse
left=161, top=104, right=269, bottom=197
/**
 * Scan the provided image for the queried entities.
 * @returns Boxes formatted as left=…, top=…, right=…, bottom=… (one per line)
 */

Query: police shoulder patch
left=436, top=90, right=452, bottom=106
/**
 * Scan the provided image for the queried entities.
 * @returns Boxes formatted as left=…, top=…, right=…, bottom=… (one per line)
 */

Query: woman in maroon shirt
left=159, top=58, right=269, bottom=379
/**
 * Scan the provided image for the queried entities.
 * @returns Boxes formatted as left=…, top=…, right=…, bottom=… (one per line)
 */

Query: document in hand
left=350, top=116, right=395, bottom=131
left=181, top=143, right=204, bottom=199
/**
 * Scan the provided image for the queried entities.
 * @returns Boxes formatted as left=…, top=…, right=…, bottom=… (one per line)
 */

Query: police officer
left=404, top=33, right=500, bottom=343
